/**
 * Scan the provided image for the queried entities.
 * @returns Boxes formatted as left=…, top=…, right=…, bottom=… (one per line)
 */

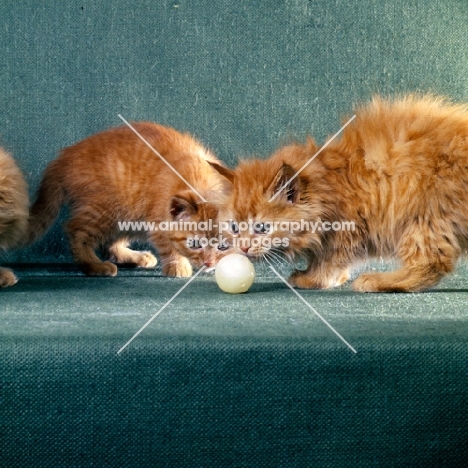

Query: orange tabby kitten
left=0, top=147, right=28, bottom=287
left=28, top=122, right=230, bottom=276
left=212, top=95, right=468, bottom=292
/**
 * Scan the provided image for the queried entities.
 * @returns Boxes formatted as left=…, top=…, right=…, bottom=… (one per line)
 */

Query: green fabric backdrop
left=2, top=1, right=468, bottom=466
left=2, top=0, right=468, bottom=261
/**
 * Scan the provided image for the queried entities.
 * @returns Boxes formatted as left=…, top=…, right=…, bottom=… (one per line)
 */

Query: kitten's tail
left=27, top=160, right=65, bottom=245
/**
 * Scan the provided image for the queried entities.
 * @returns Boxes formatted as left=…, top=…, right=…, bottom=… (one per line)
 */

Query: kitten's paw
left=352, top=273, right=389, bottom=292
left=335, top=269, right=350, bottom=286
left=81, top=261, right=118, bottom=277
left=109, top=248, right=157, bottom=268
left=288, top=271, right=326, bottom=289
left=135, top=251, right=157, bottom=268
left=162, top=258, right=193, bottom=277
left=353, top=272, right=422, bottom=293
left=288, top=268, right=349, bottom=289
left=0, top=268, right=18, bottom=288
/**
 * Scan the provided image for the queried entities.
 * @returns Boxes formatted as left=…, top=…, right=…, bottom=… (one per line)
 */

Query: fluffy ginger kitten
left=212, top=95, right=468, bottom=292
left=0, top=147, right=28, bottom=287
left=28, top=122, right=230, bottom=277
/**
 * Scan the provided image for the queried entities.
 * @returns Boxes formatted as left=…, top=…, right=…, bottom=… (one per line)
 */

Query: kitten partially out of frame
left=0, top=147, right=28, bottom=287
left=211, top=95, right=468, bottom=292
left=28, top=122, right=231, bottom=277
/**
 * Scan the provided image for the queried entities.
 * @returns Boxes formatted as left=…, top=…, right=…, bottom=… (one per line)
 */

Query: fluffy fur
left=0, top=147, right=29, bottom=287
left=212, top=95, right=468, bottom=292
left=28, top=122, right=231, bottom=277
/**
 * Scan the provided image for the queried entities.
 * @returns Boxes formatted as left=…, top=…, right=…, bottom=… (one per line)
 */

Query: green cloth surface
left=2, top=263, right=468, bottom=466
left=2, top=0, right=468, bottom=466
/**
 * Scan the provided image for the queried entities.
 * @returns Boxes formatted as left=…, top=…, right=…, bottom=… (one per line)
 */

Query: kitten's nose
left=240, top=247, right=249, bottom=254
left=204, top=260, right=213, bottom=267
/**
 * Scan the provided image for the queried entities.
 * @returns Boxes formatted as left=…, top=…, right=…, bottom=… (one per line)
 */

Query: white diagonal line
left=117, top=266, right=206, bottom=354
left=118, top=114, right=207, bottom=202
left=268, top=114, right=356, bottom=202
left=267, top=263, right=357, bottom=353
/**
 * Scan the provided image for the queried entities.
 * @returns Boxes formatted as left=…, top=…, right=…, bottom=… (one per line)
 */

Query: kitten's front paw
left=352, top=273, right=382, bottom=292
left=81, top=261, right=118, bottom=277
left=135, top=251, right=157, bottom=268
left=353, top=272, right=417, bottom=293
left=0, top=268, right=18, bottom=288
left=288, top=270, right=326, bottom=289
left=162, top=258, right=193, bottom=277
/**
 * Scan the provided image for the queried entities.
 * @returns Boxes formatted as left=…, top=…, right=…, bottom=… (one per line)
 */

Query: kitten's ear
left=267, top=164, right=300, bottom=203
left=208, top=162, right=235, bottom=184
left=170, top=192, right=198, bottom=220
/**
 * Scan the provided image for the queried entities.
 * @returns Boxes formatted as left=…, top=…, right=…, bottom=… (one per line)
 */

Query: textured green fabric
left=1, top=0, right=468, bottom=261
left=2, top=264, right=468, bottom=466
left=2, top=1, right=468, bottom=466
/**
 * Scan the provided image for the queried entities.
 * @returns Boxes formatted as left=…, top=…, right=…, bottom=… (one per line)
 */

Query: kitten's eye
left=230, top=220, right=239, bottom=235
left=253, top=221, right=271, bottom=235
left=286, top=186, right=296, bottom=203
left=217, top=240, right=230, bottom=251
left=187, top=237, right=202, bottom=249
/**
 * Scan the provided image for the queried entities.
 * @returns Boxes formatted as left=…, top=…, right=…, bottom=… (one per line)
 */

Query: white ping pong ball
left=215, top=253, right=255, bottom=294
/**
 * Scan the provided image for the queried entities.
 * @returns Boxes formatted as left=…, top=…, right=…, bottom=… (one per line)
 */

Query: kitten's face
left=168, top=192, right=234, bottom=271
left=211, top=159, right=317, bottom=263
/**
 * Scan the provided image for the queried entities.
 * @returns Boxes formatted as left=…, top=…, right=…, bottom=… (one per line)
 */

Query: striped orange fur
left=0, top=147, right=28, bottom=287
left=212, top=95, right=468, bottom=292
left=28, top=123, right=230, bottom=277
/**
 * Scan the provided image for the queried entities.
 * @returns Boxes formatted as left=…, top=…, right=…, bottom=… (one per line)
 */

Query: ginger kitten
left=28, top=122, right=230, bottom=277
left=0, top=147, right=28, bottom=287
left=212, top=95, right=468, bottom=292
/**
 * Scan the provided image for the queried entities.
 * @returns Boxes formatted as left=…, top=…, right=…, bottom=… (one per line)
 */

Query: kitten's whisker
left=258, top=256, right=268, bottom=275
left=264, top=251, right=287, bottom=277
left=265, top=252, right=283, bottom=269
left=263, top=255, right=274, bottom=269
left=268, top=249, right=288, bottom=263
left=268, top=249, right=293, bottom=269
left=269, top=247, right=301, bottom=269
left=261, top=254, right=275, bottom=278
